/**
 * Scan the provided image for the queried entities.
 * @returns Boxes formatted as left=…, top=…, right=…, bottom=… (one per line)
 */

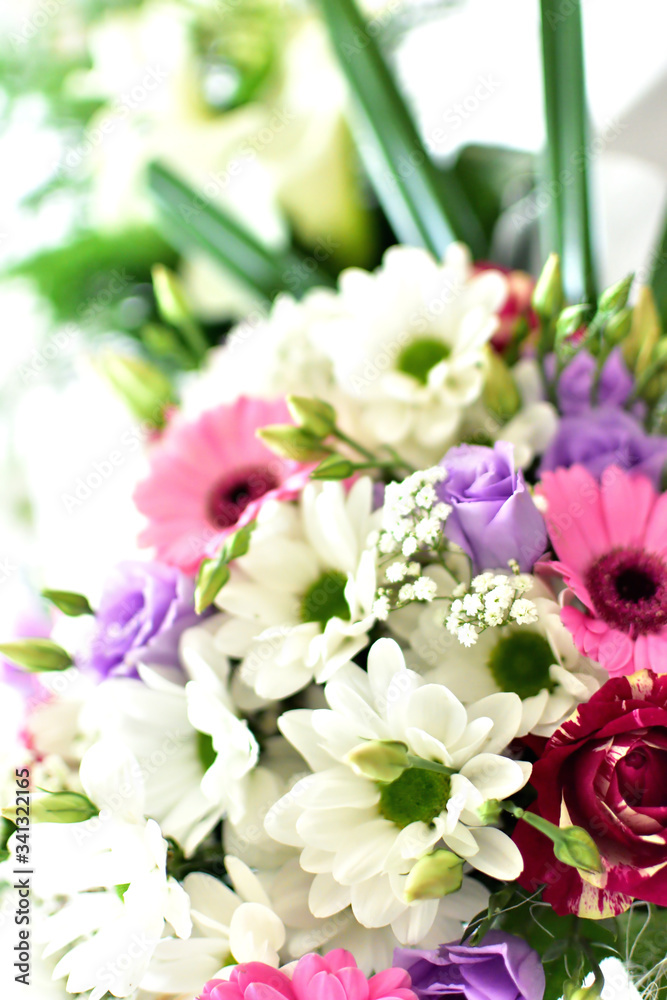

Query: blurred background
left=1, top=0, right=666, bottom=623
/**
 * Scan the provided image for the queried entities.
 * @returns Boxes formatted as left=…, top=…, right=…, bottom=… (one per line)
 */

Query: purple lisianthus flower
left=438, top=442, right=547, bottom=573
left=78, top=561, right=200, bottom=678
left=540, top=406, right=667, bottom=486
left=393, top=932, right=545, bottom=1000
left=551, top=347, right=635, bottom=416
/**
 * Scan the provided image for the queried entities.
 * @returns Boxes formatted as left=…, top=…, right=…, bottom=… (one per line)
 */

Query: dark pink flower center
left=206, top=465, right=279, bottom=529
left=585, top=547, right=667, bottom=636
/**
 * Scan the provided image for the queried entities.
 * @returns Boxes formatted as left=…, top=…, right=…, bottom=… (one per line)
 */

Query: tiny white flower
left=509, top=599, right=539, bottom=625
left=414, top=576, right=438, bottom=601
left=373, top=596, right=391, bottom=621
left=457, top=623, right=479, bottom=647
left=471, top=573, right=495, bottom=593
left=386, top=562, right=408, bottom=583
left=398, top=582, right=416, bottom=602
left=462, top=594, right=483, bottom=615
left=402, top=537, right=418, bottom=557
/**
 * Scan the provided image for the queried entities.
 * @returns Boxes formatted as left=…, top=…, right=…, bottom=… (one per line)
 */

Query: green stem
left=332, top=428, right=382, bottom=463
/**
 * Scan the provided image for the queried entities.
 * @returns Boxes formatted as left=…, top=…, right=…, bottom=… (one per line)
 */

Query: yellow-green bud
left=95, top=352, right=175, bottom=429
left=286, top=396, right=337, bottom=439
left=603, top=307, right=632, bottom=345
left=257, top=426, right=331, bottom=462
left=195, top=559, right=231, bottom=614
left=564, top=981, right=604, bottom=1000
left=598, top=272, right=634, bottom=313
left=532, top=253, right=564, bottom=321
left=553, top=825, right=603, bottom=875
left=0, top=639, right=73, bottom=673
left=152, top=264, right=192, bottom=328
left=42, top=590, right=93, bottom=617
left=403, top=850, right=464, bottom=902
left=311, top=455, right=356, bottom=481
left=346, top=740, right=409, bottom=783
left=476, top=799, right=503, bottom=825
left=482, top=349, right=521, bottom=421
left=15, top=791, right=98, bottom=824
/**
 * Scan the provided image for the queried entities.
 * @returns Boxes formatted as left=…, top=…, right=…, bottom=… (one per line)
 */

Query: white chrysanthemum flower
left=392, top=571, right=606, bottom=738
left=306, top=244, right=507, bottom=463
left=265, top=638, right=528, bottom=940
left=140, top=857, right=287, bottom=994
left=29, top=741, right=191, bottom=1000
left=80, top=620, right=259, bottom=854
left=213, top=478, right=381, bottom=699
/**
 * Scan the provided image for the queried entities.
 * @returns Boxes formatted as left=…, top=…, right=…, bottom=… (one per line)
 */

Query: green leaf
left=42, top=590, right=94, bottom=617
left=147, top=162, right=333, bottom=301
left=0, top=639, right=73, bottom=672
left=650, top=207, right=667, bottom=330
left=449, top=144, right=536, bottom=245
left=9, top=226, right=177, bottom=326
left=539, top=0, right=597, bottom=304
left=315, top=0, right=485, bottom=258
left=95, top=352, right=177, bottom=430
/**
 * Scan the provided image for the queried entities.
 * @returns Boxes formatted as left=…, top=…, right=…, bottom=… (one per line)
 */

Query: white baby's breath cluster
left=372, top=467, right=452, bottom=619
left=446, top=564, right=538, bottom=646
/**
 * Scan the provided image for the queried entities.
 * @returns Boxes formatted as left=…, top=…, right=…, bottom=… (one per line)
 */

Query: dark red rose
left=514, top=670, right=667, bottom=917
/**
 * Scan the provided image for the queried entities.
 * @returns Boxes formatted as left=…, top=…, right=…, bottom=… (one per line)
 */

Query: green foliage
left=9, top=227, right=178, bottom=329
left=617, top=905, right=667, bottom=999
left=464, top=887, right=619, bottom=1000
left=449, top=144, right=536, bottom=246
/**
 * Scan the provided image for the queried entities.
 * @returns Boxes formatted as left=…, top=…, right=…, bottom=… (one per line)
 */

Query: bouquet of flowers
left=4, top=1, right=667, bottom=999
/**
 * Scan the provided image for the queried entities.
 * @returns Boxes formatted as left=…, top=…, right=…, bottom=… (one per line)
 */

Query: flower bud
left=476, top=798, right=503, bottom=825
left=23, top=791, right=97, bottom=824
left=345, top=740, right=409, bottom=783
left=553, top=825, right=603, bottom=875
left=195, top=559, right=231, bottom=614
left=403, top=850, right=464, bottom=902
left=0, top=639, right=73, bottom=672
left=623, top=285, right=660, bottom=374
left=95, top=352, right=176, bottom=429
left=482, top=349, right=520, bottom=421
left=286, top=396, right=337, bottom=439
left=311, top=455, right=356, bottom=481
left=564, top=981, right=604, bottom=1000
left=598, top=272, right=633, bottom=313
left=152, top=265, right=192, bottom=328
left=603, top=307, right=632, bottom=345
left=257, top=426, right=330, bottom=462
left=42, top=589, right=93, bottom=617
left=532, top=253, right=563, bottom=321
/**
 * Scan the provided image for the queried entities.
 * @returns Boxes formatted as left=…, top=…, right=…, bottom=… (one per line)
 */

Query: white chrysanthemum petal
left=464, top=692, right=523, bottom=756
left=350, top=875, right=407, bottom=928
left=332, top=819, right=398, bottom=885
left=403, top=684, right=468, bottom=749
left=299, top=768, right=380, bottom=810
left=308, top=872, right=353, bottom=918
left=465, top=826, right=524, bottom=880
left=229, top=902, right=285, bottom=966
left=460, top=754, right=531, bottom=801
left=278, top=710, right=335, bottom=772
left=79, top=740, right=145, bottom=822
left=296, top=807, right=377, bottom=851
left=389, top=897, right=440, bottom=946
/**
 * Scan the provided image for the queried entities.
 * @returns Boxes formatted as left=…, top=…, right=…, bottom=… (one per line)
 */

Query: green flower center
left=300, top=570, right=351, bottom=629
left=396, top=337, right=451, bottom=385
left=487, top=630, right=556, bottom=700
left=378, top=768, right=451, bottom=829
left=197, top=731, right=217, bottom=772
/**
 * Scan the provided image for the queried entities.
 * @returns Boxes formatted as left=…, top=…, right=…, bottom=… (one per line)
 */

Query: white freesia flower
left=29, top=741, right=191, bottom=1000
left=80, top=620, right=259, bottom=854
left=392, top=570, right=606, bottom=737
left=213, top=478, right=381, bottom=699
left=265, top=638, right=528, bottom=940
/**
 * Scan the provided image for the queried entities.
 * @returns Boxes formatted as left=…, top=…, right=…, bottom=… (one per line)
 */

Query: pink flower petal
left=368, top=969, right=412, bottom=1000
left=537, top=466, right=609, bottom=575
left=643, top=490, right=667, bottom=554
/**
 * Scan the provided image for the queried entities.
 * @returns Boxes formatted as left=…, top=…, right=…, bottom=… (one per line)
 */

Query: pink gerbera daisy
left=537, top=464, right=667, bottom=676
left=198, top=950, right=417, bottom=1000
left=134, top=397, right=312, bottom=574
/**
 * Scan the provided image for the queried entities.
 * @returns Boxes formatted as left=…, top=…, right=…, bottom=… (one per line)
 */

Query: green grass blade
left=539, top=0, right=597, bottom=304
left=315, top=0, right=486, bottom=258
left=147, top=162, right=334, bottom=301
left=650, top=206, right=667, bottom=329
